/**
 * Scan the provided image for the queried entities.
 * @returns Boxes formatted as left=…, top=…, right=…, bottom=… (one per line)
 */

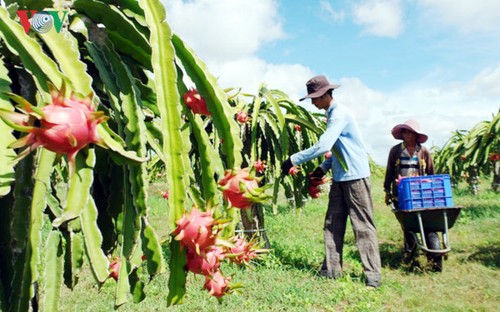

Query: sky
left=162, top=0, right=500, bottom=165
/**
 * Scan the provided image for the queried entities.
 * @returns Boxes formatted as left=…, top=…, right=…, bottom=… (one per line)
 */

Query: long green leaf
left=42, top=231, right=64, bottom=312
left=139, top=0, right=188, bottom=305
left=63, top=230, right=84, bottom=290
left=115, top=175, right=139, bottom=308
left=74, top=0, right=151, bottom=69
left=187, top=113, right=220, bottom=201
left=81, top=196, right=109, bottom=284
left=10, top=150, right=55, bottom=312
left=0, top=58, right=16, bottom=197
left=97, top=124, right=149, bottom=164
left=8, top=154, right=34, bottom=312
left=262, top=88, right=289, bottom=161
left=141, top=218, right=163, bottom=276
left=129, top=268, right=146, bottom=304
left=115, top=250, right=131, bottom=308
left=40, top=27, right=93, bottom=95
left=167, top=239, right=187, bottom=305
left=52, top=150, right=95, bottom=227
left=250, top=91, right=262, bottom=161
left=172, top=34, right=243, bottom=169
left=145, top=126, right=166, bottom=164
left=284, top=114, right=322, bottom=135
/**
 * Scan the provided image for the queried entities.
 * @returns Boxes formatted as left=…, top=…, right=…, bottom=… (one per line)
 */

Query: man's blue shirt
left=290, top=102, right=371, bottom=182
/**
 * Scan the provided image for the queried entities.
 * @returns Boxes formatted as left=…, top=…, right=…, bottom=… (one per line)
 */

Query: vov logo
left=17, top=10, right=69, bottom=34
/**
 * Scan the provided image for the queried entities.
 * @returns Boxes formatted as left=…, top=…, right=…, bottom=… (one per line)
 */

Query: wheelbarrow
left=391, top=205, right=462, bottom=272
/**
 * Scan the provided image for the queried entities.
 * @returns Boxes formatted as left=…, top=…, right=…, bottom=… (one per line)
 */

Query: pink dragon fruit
left=308, top=175, right=329, bottom=199
left=236, top=111, right=249, bottom=124
left=308, top=185, right=321, bottom=198
left=227, top=236, right=259, bottom=265
left=162, top=190, right=169, bottom=200
left=108, top=257, right=120, bottom=281
left=288, top=166, right=299, bottom=176
left=186, top=245, right=225, bottom=275
left=489, top=152, right=499, bottom=162
left=253, top=160, right=267, bottom=174
left=218, top=167, right=272, bottom=209
left=172, top=208, right=218, bottom=253
left=183, top=88, right=211, bottom=116
left=203, top=271, right=231, bottom=298
left=0, top=83, right=107, bottom=174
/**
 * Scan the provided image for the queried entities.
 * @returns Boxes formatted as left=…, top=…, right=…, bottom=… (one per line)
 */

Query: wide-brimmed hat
left=391, top=120, right=428, bottom=143
left=299, top=75, right=340, bottom=101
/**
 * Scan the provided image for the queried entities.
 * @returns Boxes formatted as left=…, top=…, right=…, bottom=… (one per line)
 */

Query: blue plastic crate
left=397, top=174, right=454, bottom=210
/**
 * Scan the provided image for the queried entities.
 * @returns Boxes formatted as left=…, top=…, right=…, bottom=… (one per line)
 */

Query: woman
left=383, top=120, right=438, bottom=266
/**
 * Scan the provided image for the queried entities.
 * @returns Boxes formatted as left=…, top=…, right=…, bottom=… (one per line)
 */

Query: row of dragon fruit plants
left=432, top=110, right=500, bottom=194
left=0, top=0, right=330, bottom=310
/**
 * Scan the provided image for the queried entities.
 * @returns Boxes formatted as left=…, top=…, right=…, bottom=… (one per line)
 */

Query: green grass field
left=57, top=175, right=499, bottom=311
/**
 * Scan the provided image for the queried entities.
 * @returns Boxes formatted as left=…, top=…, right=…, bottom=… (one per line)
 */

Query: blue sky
left=164, top=0, right=500, bottom=164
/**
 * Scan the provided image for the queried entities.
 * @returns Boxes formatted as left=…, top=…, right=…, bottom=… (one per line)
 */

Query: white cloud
left=365, top=65, right=500, bottom=164
left=464, top=66, right=500, bottom=97
left=320, top=1, right=345, bottom=23
left=418, top=0, right=500, bottom=34
left=164, top=0, right=285, bottom=62
left=352, top=0, right=404, bottom=38
left=335, top=77, right=386, bottom=119
left=207, top=57, right=314, bottom=101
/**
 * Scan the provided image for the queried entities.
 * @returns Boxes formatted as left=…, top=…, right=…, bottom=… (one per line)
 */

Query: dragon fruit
left=489, top=152, right=499, bottom=162
left=253, top=160, right=267, bottom=174
left=0, top=83, right=107, bottom=174
left=308, top=176, right=329, bottom=199
left=227, top=236, right=259, bottom=265
left=218, top=167, right=272, bottom=209
left=236, top=111, right=249, bottom=124
left=109, top=257, right=120, bottom=281
left=186, top=245, right=225, bottom=275
left=294, top=125, right=301, bottom=132
left=288, top=166, right=299, bottom=176
left=183, top=88, right=211, bottom=116
left=308, top=185, right=321, bottom=198
left=172, top=208, right=218, bottom=253
left=203, top=271, right=231, bottom=298
left=162, top=190, right=169, bottom=200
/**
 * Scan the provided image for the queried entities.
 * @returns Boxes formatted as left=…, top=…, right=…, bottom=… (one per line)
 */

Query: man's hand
left=385, top=193, right=393, bottom=205
left=281, top=158, right=293, bottom=175
left=310, top=167, right=325, bottom=179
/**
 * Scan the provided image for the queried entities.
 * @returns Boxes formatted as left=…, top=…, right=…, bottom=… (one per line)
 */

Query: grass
left=56, top=175, right=499, bottom=311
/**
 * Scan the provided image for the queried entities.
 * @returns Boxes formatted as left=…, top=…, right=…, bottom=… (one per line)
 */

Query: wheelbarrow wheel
left=426, top=232, right=443, bottom=272
left=403, top=231, right=417, bottom=264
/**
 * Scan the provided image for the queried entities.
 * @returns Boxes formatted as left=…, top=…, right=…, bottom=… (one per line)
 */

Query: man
left=281, top=75, right=381, bottom=288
